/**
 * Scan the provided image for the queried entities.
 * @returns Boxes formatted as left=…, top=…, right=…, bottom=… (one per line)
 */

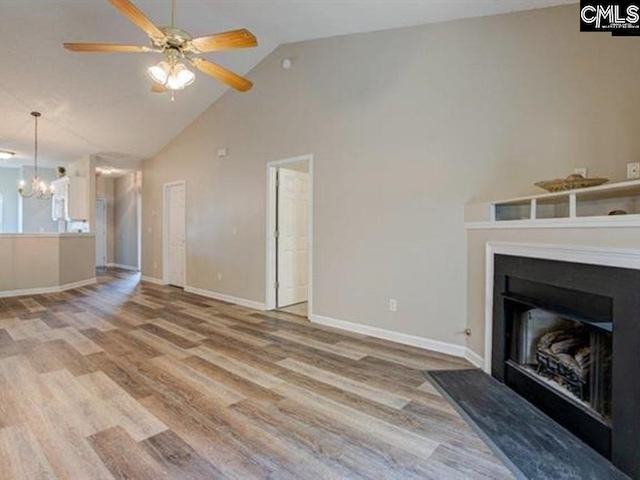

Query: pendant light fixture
left=18, top=111, right=52, bottom=200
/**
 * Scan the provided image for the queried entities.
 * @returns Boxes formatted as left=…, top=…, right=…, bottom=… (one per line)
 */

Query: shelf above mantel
left=465, top=179, right=640, bottom=230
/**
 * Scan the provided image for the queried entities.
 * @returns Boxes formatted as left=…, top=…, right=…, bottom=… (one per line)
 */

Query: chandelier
left=18, top=111, right=52, bottom=200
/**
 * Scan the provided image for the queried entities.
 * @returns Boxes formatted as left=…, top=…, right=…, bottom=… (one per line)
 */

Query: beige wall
left=96, top=175, right=115, bottom=264
left=142, top=5, right=640, bottom=347
left=0, top=168, right=20, bottom=233
left=115, top=173, right=140, bottom=269
left=0, top=235, right=59, bottom=291
left=58, top=235, right=97, bottom=285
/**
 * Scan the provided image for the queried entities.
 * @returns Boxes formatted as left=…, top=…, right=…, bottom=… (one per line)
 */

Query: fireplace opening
left=508, top=305, right=612, bottom=425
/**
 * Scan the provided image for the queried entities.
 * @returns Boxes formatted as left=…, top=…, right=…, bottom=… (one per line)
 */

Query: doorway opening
left=95, top=198, right=107, bottom=267
left=266, top=155, right=313, bottom=318
left=163, top=181, right=186, bottom=288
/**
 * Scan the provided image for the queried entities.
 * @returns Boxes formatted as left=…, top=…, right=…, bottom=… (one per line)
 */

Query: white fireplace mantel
left=483, top=241, right=640, bottom=374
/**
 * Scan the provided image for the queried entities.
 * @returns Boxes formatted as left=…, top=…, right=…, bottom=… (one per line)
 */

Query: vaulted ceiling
left=0, top=0, right=575, bottom=170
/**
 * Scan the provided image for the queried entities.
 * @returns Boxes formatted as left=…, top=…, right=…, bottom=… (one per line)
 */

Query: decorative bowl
left=534, top=174, right=609, bottom=192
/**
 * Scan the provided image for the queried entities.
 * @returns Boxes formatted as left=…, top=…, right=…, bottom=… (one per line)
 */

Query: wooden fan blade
left=192, top=58, right=253, bottom=92
left=64, top=43, right=151, bottom=53
left=109, top=0, right=165, bottom=39
left=151, top=83, right=167, bottom=93
left=191, top=29, right=257, bottom=53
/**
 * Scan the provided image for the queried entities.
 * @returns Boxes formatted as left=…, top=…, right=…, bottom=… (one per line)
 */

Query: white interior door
left=167, top=184, right=186, bottom=287
left=277, top=168, right=309, bottom=307
left=95, top=198, right=106, bottom=267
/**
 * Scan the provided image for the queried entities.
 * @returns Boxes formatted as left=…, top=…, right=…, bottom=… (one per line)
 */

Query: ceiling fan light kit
left=148, top=57, right=195, bottom=91
left=63, top=0, right=257, bottom=96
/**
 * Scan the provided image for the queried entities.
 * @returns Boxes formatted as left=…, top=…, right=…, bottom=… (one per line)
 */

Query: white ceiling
left=0, top=0, right=575, bottom=171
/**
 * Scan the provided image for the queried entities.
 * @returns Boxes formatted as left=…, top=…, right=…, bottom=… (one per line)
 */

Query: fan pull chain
left=171, top=0, right=176, bottom=28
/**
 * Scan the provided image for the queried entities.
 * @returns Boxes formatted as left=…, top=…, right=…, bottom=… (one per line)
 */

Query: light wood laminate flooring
left=0, top=269, right=512, bottom=479
left=277, top=302, right=308, bottom=318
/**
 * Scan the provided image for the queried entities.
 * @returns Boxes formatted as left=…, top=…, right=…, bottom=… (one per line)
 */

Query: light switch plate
left=627, top=163, right=640, bottom=180
left=389, top=299, right=397, bottom=312
left=573, top=167, right=588, bottom=178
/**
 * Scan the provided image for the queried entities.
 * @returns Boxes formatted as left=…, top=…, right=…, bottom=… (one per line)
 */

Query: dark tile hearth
left=426, top=369, right=629, bottom=480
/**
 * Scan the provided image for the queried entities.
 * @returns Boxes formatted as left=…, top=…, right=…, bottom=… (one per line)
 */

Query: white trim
left=464, top=348, right=485, bottom=369
left=0, top=277, right=96, bottom=298
left=465, top=215, right=640, bottom=230
left=162, top=181, right=187, bottom=287
left=487, top=241, right=640, bottom=269
left=137, top=182, right=142, bottom=271
left=266, top=166, right=277, bottom=310
left=265, top=154, right=314, bottom=314
left=483, top=241, right=640, bottom=374
left=185, top=285, right=267, bottom=311
left=310, top=313, right=467, bottom=358
left=106, top=263, right=139, bottom=271
left=141, top=275, right=167, bottom=285
left=484, top=243, right=496, bottom=374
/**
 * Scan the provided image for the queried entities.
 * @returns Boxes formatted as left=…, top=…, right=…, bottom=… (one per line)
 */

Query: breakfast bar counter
left=0, top=233, right=96, bottom=297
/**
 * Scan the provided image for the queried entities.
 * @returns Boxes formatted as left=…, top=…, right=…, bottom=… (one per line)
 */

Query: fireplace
left=492, top=254, right=640, bottom=478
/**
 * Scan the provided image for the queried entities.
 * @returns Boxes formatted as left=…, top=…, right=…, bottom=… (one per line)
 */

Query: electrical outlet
left=627, top=163, right=640, bottom=180
left=573, top=167, right=588, bottom=178
left=389, top=299, right=397, bottom=312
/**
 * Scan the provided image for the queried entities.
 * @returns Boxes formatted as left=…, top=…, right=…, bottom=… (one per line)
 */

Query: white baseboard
left=106, top=263, right=139, bottom=271
left=0, top=277, right=97, bottom=298
left=185, top=286, right=267, bottom=311
left=309, top=313, right=467, bottom=358
left=140, top=276, right=167, bottom=285
left=464, top=348, right=485, bottom=369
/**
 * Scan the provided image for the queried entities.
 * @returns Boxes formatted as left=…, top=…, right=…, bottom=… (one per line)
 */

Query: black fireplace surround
left=492, top=254, right=640, bottom=478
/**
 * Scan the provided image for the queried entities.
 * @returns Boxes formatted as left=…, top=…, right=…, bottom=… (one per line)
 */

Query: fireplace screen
left=510, top=307, right=612, bottom=423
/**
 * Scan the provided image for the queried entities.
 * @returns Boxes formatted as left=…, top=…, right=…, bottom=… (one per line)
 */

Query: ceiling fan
left=64, top=0, right=257, bottom=93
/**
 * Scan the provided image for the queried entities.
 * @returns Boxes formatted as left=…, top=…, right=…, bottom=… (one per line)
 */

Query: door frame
left=265, top=154, right=314, bottom=314
left=162, top=180, right=187, bottom=286
left=95, top=197, right=107, bottom=267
